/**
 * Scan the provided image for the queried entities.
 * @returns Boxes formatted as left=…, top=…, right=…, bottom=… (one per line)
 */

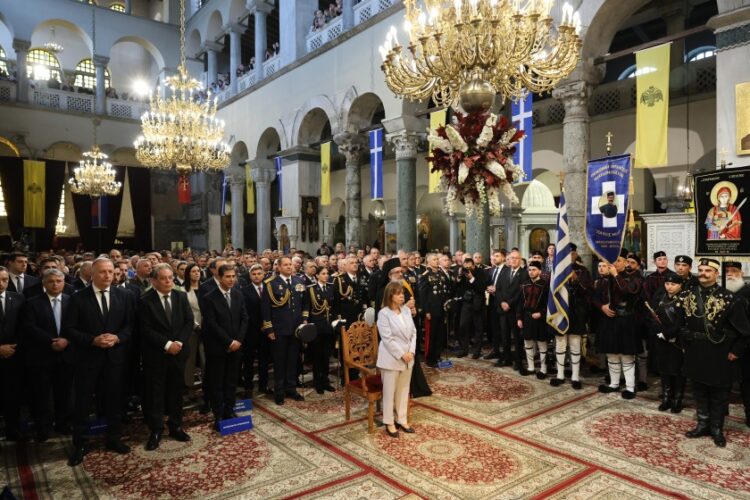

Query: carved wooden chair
left=341, top=320, right=382, bottom=433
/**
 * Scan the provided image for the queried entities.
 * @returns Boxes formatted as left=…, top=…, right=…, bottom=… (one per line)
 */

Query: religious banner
left=23, top=160, right=45, bottom=228
left=428, top=109, right=447, bottom=193
left=369, top=128, right=383, bottom=200
left=736, top=82, right=750, bottom=155
left=91, top=196, right=108, bottom=229
left=178, top=174, right=191, bottom=205
left=584, top=154, right=632, bottom=263
left=320, top=141, right=331, bottom=206
left=693, top=166, right=750, bottom=257
left=245, top=163, right=255, bottom=214
left=635, top=43, right=670, bottom=167
left=220, top=173, right=228, bottom=216
left=511, top=93, right=533, bottom=183
left=300, top=196, right=319, bottom=242
left=275, top=156, right=283, bottom=211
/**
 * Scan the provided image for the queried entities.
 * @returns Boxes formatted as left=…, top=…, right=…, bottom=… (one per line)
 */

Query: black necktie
left=163, top=295, right=172, bottom=325
left=100, top=290, right=109, bottom=318
left=0, top=295, right=5, bottom=322
left=286, top=278, right=291, bottom=287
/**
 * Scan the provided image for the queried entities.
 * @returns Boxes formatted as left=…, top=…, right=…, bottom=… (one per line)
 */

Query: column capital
left=386, top=130, right=421, bottom=160
left=333, top=132, right=368, bottom=163
left=12, top=39, right=30, bottom=53
left=552, top=80, right=593, bottom=120
left=249, top=158, right=276, bottom=185
left=225, top=167, right=246, bottom=186
left=93, top=54, right=110, bottom=67
left=202, top=41, right=224, bottom=53
left=247, top=0, right=274, bottom=15
left=225, top=23, right=246, bottom=35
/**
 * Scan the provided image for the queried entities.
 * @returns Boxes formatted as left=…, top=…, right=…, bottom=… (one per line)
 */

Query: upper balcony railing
left=305, top=0, right=396, bottom=54
left=353, top=0, right=396, bottom=27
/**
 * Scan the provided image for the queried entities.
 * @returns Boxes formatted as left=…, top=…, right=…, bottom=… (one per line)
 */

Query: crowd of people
left=0, top=242, right=748, bottom=468
left=311, top=0, right=343, bottom=32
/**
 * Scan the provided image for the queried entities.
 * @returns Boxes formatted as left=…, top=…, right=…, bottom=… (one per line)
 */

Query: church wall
left=109, top=41, right=161, bottom=92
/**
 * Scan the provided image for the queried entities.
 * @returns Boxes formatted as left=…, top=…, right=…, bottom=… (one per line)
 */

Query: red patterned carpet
left=3, top=357, right=750, bottom=499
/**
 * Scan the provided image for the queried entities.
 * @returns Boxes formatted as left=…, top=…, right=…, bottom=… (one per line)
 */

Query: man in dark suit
left=23, top=258, right=75, bottom=299
left=71, top=261, right=93, bottom=291
left=497, top=249, right=528, bottom=371
left=198, top=257, right=226, bottom=300
left=241, top=264, right=271, bottom=397
left=23, top=268, right=74, bottom=441
left=261, top=256, right=309, bottom=405
left=6, top=252, right=40, bottom=295
left=138, top=263, right=193, bottom=450
left=0, top=266, right=26, bottom=441
left=455, top=257, right=487, bottom=358
left=128, top=258, right=153, bottom=295
left=484, top=250, right=506, bottom=360
left=201, top=264, right=248, bottom=430
left=63, top=257, right=135, bottom=466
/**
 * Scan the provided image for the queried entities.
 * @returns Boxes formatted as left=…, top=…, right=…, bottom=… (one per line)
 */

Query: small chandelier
left=44, top=27, right=64, bottom=54
left=69, top=145, right=122, bottom=198
left=134, top=0, right=230, bottom=176
left=380, top=0, right=582, bottom=110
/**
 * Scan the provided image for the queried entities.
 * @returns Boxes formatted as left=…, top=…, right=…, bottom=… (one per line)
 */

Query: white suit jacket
left=376, top=305, right=417, bottom=371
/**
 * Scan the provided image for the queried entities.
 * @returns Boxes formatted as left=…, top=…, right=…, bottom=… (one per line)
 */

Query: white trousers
left=380, top=364, right=413, bottom=426
left=524, top=340, right=548, bottom=373
left=555, top=335, right=582, bottom=381
left=606, top=353, right=636, bottom=392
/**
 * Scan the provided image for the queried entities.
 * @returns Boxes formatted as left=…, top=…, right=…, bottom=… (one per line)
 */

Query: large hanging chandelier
left=44, top=27, right=64, bottom=54
left=379, top=0, right=582, bottom=111
left=134, top=0, right=230, bottom=176
left=67, top=5, right=121, bottom=199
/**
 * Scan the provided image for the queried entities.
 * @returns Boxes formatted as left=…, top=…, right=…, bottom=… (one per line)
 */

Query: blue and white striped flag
left=220, top=173, right=228, bottom=216
left=91, top=196, right=108, bottom=228
left=511, top=93, right=533, bottom=183
left=369, top=128, right=383, bottom=200
left=275, top=156, right=283, bottom=210
left=546, top=189, right=573, bottom=334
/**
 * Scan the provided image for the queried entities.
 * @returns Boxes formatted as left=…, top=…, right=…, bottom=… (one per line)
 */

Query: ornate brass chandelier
left=379, top=0, right=582, bottom=110
left=134, top=0, right=230, bottom=176
left=68, top=5, right=121, bottom=199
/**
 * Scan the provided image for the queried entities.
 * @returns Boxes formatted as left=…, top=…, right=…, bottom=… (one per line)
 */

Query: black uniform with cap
left=643, top=251, right=673, bottom=301
left=724, top=260, right=750, bottom=427
left=674, top=255, right=699, bottom=289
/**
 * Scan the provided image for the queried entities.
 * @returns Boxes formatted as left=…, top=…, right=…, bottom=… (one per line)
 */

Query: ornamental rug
left=317, top=405, right=586, bottom=499
left=504, top=393, right=750, bottom=499
left=420, top=359, right=598, bottom=428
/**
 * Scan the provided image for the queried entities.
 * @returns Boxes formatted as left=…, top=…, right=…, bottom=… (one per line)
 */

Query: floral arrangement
left=428, top=111, right=525, bottom=221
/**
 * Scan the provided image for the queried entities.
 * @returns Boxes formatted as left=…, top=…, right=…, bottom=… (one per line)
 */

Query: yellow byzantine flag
left=321, top=141, right=331, bottom=206
left=23, top=160, right=45, bottom=228
left=429, top=109, right=447, bottom=193
left=245, top=163, right=255, bottom=214
left=635, top=43, right=670, bottom=167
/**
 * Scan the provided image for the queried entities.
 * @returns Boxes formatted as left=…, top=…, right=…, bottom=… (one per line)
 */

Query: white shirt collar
left=46, top=293, right=62, bottom=301
left=92, top=285, right=109, bottom=294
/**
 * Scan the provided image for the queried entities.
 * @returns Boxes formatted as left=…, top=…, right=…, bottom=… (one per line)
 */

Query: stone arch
left=230, top=141, right=249, bottom=168
left=108, top=36, right=163, bottom=94
left=0, top=18, right=15, bottom=60
left=227, top=0, right=249, bottom=25
left=31, top=19, right=94, bottom=70
left=256, top=127, right=281, bottom=160
left=296, top=107, right=333, bottom=147
left=327, top=197, right=346, bottom=220
left=580, top=0, right=651, bottom=60
left=108, top=35, right=165, bottom=70
left=186, top=28, right=202, bottom=59
left=43, top=141, right=84, bottom=163
left=346, top=92, right=385, bottom=132
left=205, top=10, right=224, bottom=43
left=110, top=146, right=138, bottom=166
left=292, top=95, right=338, bottom=147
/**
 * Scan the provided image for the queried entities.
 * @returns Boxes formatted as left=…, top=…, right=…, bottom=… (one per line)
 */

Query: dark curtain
left=71, top=191, right=94, bottom=251
left=37, top=160, right=66, bottom=250
left=70, top=167, right=126, bottom=254
left=0, top=157, right=24, bottom=241
left=100, top=166, right=127, bottom=251
left=128, top=167, right=152, bottom=251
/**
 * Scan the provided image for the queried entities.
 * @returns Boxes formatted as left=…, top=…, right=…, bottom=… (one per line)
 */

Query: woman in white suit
left=377, top=282, right=417, bottom=437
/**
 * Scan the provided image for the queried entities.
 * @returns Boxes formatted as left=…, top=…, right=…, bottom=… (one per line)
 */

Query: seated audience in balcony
left=236, top=64, right=246, bottom=77
left=61, top=76, right=74, bottom=92
left=47, top=77, right=61, bottom=90
left=248, top=57, right=255, bottom=70
left=106, top=87, right=119, bottom=99
left=272, top=42, right=280, bottom=56
left=312, top=10, right=326, bottom=31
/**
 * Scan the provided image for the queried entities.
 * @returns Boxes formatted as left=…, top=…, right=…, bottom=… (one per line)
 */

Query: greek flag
left=220, top=173, right=228, bottom=216
left=275, top=156, right=283, bottom=210
left=369, top=128, right=383, bottom=200
left=511, top=93, right=533, bottom=183
left=546, top=189, right=573, bottom=334
left=91, top=195, right=108, bottom=229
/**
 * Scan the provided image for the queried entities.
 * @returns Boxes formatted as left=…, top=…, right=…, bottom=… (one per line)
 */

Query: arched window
left=686, top=46, right=715, bottom=62
left=0, top=177, right=7, bottom=217
left=26, top=48, right=63, bottom=82
left=109, top=2, right=125, bottom=12
left=74, top=58, right=111, bottom=90
left=618, top=64, right=657, bottom=81
left=0, top=46, right=8, bottom=76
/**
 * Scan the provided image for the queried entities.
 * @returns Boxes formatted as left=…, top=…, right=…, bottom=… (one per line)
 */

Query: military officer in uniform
left=261, top=256, right=310, bottom=405
left=333, top=256, right=367, bottom=326
left=675, top=258, right=750, bottom=447
left=418, top=253, right=452, bottom=368
left=673, top=255, right=698, bottom=289
left=308, top=266, right=335, bottom=393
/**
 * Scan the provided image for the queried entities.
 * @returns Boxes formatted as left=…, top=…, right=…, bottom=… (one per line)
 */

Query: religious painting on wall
left=300, top=196, right=319, bottom=242
left=529, top=228, right=550, bottom=253
left=694, top=166, right=750, bottom=256
left=623, top=218, right=644, bottom=256
left=736, top=82, right=750, bottom=155
left=418, top=214, right=431, bottom=254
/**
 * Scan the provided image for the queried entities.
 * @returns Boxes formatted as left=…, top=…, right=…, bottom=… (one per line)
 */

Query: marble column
left=251, top=2, right=273, bottom=81
left=226, top=168, right=246, bottom=249
left=93, top=55, right=109, bottom=115
left=334, top=132, right=368, bottom=249
left=465, top=204, right=490, bottom=257
left=449, top=216, right=459, bottom=253
left=124, top=0, right=131, bottom=14
left=387, top=130, right=420, bottom=252
left=228, top=26, right=242, bottom=94
left=552, top=76, right=595, bottom=268
left=342, top=0, right=355, bottom=29
left=12, top=39, right=30, bottom=104
left=205, top=43, right=220, bottom=86
left=250, top=158, right=276, bottom=251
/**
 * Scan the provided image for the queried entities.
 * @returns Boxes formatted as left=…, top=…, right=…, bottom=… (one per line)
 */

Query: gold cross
left=606, top=131, right=613, bottom=154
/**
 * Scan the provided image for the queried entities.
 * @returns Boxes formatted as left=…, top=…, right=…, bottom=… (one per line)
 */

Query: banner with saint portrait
left=584, top=154, right=632, bottom=263
left=694, top=166, right=750, bottom=256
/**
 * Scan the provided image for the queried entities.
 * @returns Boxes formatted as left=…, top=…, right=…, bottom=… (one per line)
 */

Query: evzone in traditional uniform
left=550, top=243, right=591, bottom=390
left=673, top=255, right=699, bottom=289
left=594, top=249, right=644, bottom=399
left=418, top=254, right=453, bottom=368
left=645, top=272, right=685, bottom=413
left=674, top=258, right=750, bottom=447
left=517, top=261, right=550, bottom=378
left=624, top=253, right=650, bottom=391
left=307, top=266, right=335, bottom=394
